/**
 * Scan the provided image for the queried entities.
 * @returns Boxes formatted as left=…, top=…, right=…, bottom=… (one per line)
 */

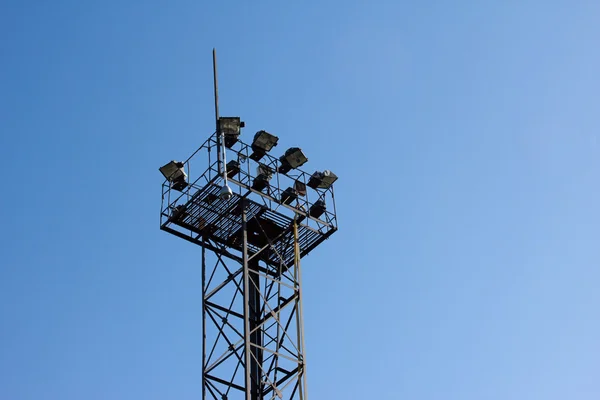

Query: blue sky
left=1, top=1, right=599, bottom=399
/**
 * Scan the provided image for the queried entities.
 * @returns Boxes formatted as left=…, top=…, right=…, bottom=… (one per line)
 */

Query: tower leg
left=249, top=260, right=263, bottom=399
left=199, top=199, right=309, bottom=399
left=242, top=201, right=263, bottom=400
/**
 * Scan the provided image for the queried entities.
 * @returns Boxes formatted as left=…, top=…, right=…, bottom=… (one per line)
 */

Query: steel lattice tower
left=159, top=50, right=338, bottom=400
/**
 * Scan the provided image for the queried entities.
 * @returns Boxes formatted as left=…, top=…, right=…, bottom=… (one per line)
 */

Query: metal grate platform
left=161, top=179, right=335, bottom=268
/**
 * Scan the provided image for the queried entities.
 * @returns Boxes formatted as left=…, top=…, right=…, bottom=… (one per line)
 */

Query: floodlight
left=226, top=160, right=240, bottom=179
left=252, top=175, right=269, bottom=192
left=252, top=164, right=273, bottom=192
left=257, top=164, right=273, bottom=178
left=294, top=181, right=307, bottom=196
left=309, top=200, right=326, bottom=219
left=172, top=181, right=187, bottom=191
left=218, top=117, right=245, bottom=148
left=307, top=170, right=338, bottom=190
left=219, top=184, right=233, bottom=200
left=278, top=147, right=308, bottom=174
left=159, top=160, right=184, bottom=180
left=171, top=204, right=188, bottom=220
left=159, top=160, right=188, bottom=191
left=250, top=130, right=279, bottom=161
left=281, top=187, right=298, bottom=205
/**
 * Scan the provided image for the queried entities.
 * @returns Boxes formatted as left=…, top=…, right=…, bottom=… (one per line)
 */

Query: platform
left=160, top=178, right=336, bottom=269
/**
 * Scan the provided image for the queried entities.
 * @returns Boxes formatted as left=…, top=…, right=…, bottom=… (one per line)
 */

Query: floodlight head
left=309, top=199, right=326, bottom=219
left=252, top=164, right=273, bottom=192
left=219, top=184, right=233, bottom=200
left=226, top=160, right=241, bottom=179
left=250, top=130, right=279, bottom=161
left=218, top=117, right=244, bottom=148
left=171, top=204, right=188, bottom=219
left=307, top=170, right=338, bottom=190
left=257, top=164, right=273, bottom=179
left=294, top=180, right=307, bottom=197
left=159, top=160, right=188, bottom=191
left=252, top=175, right=269, bottom=192
left=278, top=147, right=308, bottom=174
left=159, top=160, right=185, bottom=180
left=281, top=187, right=298, bottom=205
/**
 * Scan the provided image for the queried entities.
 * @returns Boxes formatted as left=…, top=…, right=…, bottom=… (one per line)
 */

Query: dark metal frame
left=159, top=50, right=337, bottom=400
left=160, top=131, right=337, bottom=265
left=159, top=130, right=337, bottom=399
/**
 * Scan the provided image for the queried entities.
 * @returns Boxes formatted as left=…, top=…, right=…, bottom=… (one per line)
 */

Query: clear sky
left=1, top=1, right=599, bottom=399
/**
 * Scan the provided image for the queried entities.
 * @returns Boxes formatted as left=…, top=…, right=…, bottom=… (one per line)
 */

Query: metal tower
left=159, top=50, right=338, bottom=400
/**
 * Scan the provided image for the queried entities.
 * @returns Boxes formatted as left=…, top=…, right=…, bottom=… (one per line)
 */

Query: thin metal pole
left=242, top=200, right=253, bottom=400
left=212, top=48, right=219, bottom=132
left=294, top=217, right=308, bottom=400
left=213, top=48, right=222, bottom=175
left=202, top=239, right=207, bottom=400
left=248, top=258, right=262, bottom=399
left=221, top=131, right=228, bottom=184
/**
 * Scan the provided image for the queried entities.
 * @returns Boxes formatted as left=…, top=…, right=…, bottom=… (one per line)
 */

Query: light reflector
left=307, top=170, right=338, bottom=190
left=309, top=200, right=326, bottom=219
left=294, top=181, right=307, bottom=196
left=281, top=187, right=298, bottom=205
left=250, top=130, right=279, bottom=161
left=252, top=164, right=273, bottom=192
left=279, top=147, right=308, bottom=174
left=159, top=160, right=188, bottom=191
left=218, top=117, right=244, bottom=148
left=226, top=160, right=240, bottom=179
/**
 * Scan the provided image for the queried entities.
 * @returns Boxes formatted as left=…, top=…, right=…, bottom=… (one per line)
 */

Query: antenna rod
left=213, top=48, right=225, bottom=179
left=212, top=48, right=219, bottom=131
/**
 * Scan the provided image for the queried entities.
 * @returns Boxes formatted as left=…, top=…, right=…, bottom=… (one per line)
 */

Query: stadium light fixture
left=218, top=117, right=244, bottom=148
left=252, top=164, right=273, bottom=192
left=278, top=147, right=308, bottom=174
left=309, top=199, right=326, bottom=219
left=250, top=130, right=279, bottom=161
left=159, top=160, right=188, bottom=191
left=294, top=181, right=307, bottom=196
left=281, top=187, right=298, bottom=205
left=226, top=160, right=240, bottom=179
left=307, top=170, right=338, bottom=190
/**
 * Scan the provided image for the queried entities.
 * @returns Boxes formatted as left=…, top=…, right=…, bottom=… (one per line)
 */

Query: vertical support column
left=242, top=200, right=253, bottom=400
left=213, top=48, right=222, bottom=177
left=242, top=200, right=263, bottom=400
left=294, top=219, right=308, bottom=400
left=202, top=239, right=207, bottom=400
left=249, top=259, right=263, bottom=399
left=196, top=198, right=321, bottom=398
left=212, top=48, right=219, bottom=130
